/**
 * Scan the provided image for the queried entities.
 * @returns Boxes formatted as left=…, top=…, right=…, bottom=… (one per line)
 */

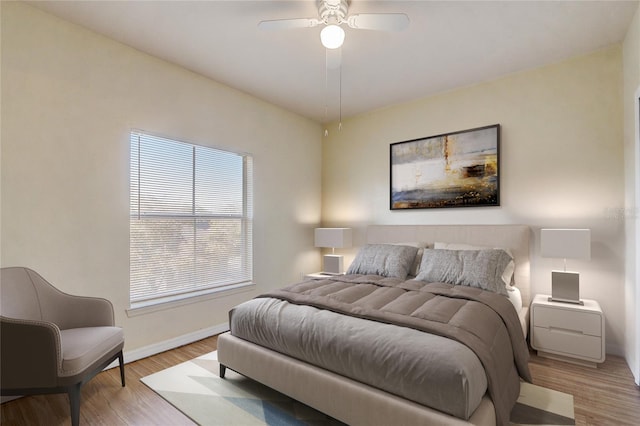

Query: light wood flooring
left=528, top=349, right=640, bottom=425
left=1, top=335, right=639, bottom=425
left=1, top=336, right=218, bottom=426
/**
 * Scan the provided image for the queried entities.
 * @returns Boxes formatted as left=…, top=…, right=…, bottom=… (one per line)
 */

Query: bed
left=218, top=224, right=532, bottom=426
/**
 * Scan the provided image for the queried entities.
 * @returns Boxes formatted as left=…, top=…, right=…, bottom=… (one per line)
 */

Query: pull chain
left=338, top=56, right=342, bottom=131
left=324, top=48, right=330, bottom=137
left=323, top=46, right=344, bottom=136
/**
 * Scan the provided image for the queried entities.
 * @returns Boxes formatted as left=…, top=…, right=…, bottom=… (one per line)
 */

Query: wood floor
left=1, top=336, right=219, bottom=426
left=2, top=335, right=639, bottom=425
left=528, top=349, right=640, bottom=425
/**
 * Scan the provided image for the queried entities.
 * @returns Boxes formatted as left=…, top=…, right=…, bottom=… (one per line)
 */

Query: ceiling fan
left=258, top=0, right=410, bottom=49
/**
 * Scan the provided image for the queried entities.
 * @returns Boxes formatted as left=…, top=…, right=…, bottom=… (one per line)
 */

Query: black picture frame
left=390, top=124, right=500, bottom=210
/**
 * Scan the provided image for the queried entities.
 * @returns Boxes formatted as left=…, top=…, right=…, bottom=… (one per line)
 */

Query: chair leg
left=68, top=383, right=82, bottom=426
left=220, top=364, right=226, bottom=379
left=118, top=351, right=125, bottom=387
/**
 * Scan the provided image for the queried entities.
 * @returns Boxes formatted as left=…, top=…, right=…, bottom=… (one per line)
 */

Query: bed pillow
left=415, top=248, right=512, bottom=295
left=391, top=242, right=432, bottom=276
left=347, top=244, right=419, bottom=280
left=433, top=242, right=515, bottom=288
left=507, top=285, right=523, bottom=312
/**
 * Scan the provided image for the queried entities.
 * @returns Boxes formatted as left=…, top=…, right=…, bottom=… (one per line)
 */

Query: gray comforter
left=230, top=274, right=531, bottom=425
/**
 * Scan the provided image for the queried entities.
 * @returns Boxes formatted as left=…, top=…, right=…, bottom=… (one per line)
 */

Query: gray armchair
left=0, top=267, right=125, bottom=426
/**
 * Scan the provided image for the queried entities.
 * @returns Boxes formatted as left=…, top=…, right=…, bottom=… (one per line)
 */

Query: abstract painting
left=390, top=124, right=500, bottom=210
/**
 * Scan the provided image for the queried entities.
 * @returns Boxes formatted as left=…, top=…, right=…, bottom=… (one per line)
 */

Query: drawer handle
left=548, top=326, right=583, bottom=335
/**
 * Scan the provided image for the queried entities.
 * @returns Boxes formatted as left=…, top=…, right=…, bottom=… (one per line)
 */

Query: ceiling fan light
left=320, top=25, right=345, bottom=49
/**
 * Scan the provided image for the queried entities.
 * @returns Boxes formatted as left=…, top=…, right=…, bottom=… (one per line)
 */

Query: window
left=129, top=131, right=253, bottom=308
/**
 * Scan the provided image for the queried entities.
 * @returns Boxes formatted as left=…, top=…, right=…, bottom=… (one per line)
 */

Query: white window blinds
left=130, top=131, right=253, bottom=306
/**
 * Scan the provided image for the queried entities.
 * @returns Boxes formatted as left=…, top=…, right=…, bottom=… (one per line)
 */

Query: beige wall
left=322, top=47, right=626, bottom=355
left=623, top=4, right=640, bottom=382
left=0, top=3, right=322, bottom=353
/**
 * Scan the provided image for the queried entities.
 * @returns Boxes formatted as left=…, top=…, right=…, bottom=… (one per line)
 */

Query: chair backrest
left=0, top=267, right=44, bottom=321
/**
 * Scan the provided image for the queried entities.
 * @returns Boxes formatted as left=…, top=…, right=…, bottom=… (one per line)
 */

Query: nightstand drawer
left=532, top=326, right=603, bottom=361
left=533, top=306, right=601, bottom=336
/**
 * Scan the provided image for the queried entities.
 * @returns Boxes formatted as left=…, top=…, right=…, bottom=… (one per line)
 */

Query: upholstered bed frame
left=217, top=224, right=531, bottom=426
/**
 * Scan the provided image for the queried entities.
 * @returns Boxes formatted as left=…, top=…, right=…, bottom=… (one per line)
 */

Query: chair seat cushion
left=60, top=326, right=124, bottom=376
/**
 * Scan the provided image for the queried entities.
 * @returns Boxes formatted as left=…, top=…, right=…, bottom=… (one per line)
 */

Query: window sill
left=126, top=282, right=255, bottom=317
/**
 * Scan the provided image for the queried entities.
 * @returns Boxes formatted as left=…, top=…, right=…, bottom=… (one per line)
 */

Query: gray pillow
left=415, top=249, right=512, bottom=295
left=347, top=244, right=419, bottom=280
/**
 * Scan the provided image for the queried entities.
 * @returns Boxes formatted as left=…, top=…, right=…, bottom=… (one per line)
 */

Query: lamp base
left=322, top=254, right=343, bottom=275
left=550, top=270, right=582, bottom=305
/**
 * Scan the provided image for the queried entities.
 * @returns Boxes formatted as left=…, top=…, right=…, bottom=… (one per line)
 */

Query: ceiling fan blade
left=258, top=18, right=321, bottom=31
left=346, top=13, right=410, bottom=31
left=326, top=47, right=342, bottom=70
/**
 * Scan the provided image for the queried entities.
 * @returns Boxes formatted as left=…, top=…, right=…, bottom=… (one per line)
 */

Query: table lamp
left=314, top=228, right=352, bottom=275
left=541, top=228, right=591, bottom=305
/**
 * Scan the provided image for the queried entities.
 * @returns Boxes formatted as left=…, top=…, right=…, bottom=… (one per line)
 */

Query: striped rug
left=141, top=351, right=574, bottom=425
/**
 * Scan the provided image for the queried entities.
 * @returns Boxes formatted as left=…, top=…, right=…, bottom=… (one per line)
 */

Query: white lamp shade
left=320, top=25, right=345, bottom=49
left=314, top=228, right=352, bottom=249
left=541, top=229, right=591, bottom=260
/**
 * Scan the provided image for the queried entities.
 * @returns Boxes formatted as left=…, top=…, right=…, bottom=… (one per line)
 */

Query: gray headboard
left=366, top=224, right=531, bottom=305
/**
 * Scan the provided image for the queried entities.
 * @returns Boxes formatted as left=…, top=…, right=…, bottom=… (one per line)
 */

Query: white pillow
left=433, top=242, right=515, bottom=289
left=507, top=285, right=523, bottom=312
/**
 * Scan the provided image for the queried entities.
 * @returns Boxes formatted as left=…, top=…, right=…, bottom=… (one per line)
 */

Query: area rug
left=141, top=351, right=574, bottom=425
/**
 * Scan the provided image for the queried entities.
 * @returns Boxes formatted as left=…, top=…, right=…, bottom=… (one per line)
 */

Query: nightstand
left=530, top=294, right=605, bottom=367
left=304, top=272, right=343, bottom=280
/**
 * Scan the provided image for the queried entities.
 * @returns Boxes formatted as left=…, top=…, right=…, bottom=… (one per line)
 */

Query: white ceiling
left=29, top=1, right=638, bottom=123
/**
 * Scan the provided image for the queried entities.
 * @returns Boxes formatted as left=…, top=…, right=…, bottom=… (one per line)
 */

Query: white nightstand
left=304, top=272, right=343, bottom=280
left=530, top=294, right=605, bottom=367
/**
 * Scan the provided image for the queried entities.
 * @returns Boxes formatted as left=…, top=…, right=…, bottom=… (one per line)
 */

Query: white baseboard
left=106, top=322, right=229, bottom=369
